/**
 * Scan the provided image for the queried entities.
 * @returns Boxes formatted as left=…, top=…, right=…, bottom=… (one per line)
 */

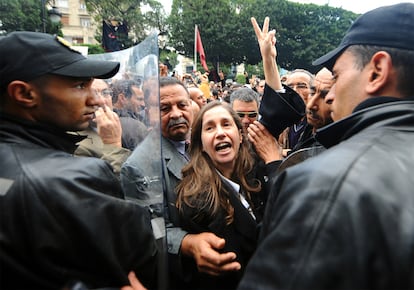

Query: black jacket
left=0, top=115, right=158, bottom=290
left=179, top=177, right=260, bottom=290
left=239, top=97, right=414, bottom=289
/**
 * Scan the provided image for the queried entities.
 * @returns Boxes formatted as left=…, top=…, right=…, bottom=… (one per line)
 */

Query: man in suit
left=120, top=77, right=241, bottom=289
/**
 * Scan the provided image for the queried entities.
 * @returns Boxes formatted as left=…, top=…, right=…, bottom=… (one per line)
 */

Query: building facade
left=54, top=0, right=97, bottom=44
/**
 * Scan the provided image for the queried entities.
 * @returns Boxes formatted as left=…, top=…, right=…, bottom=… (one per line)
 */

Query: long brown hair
left=176, top=101, right=261, bottom=224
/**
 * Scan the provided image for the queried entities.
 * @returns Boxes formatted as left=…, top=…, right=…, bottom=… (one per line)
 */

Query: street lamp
left=41, top=0, right=62, bottom=33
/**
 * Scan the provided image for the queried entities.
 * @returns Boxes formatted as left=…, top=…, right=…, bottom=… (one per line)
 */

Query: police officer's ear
left=7, top=80, right=37, bottom=108
left=366, top=51, right=391, bottom=95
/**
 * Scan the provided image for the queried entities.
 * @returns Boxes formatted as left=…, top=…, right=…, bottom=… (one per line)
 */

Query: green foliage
left=167, top=0, right=359, bottom=71
left=241, top=0, right=359, bottom=71
left=168, top=0, right=252, bottom=66
left=78, top=43, right=106, bottom=55
left=84, top=0, right=167, bottom=49
left=245, top=62, right=264, bottom=80
left=274, top=2, right=357, bottom=72
left=235, top=74, right=247, bottom=84
left=0, top=0, right=62, bottom=35
left=1, top=0, right=360, bottom=72
left=160, top=49, right=178, bottom=70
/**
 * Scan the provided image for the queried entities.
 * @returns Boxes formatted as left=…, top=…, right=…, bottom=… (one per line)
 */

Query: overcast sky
left=160, top=0, right=414, bottom=15
left=289, top=0, right=414, bottom=14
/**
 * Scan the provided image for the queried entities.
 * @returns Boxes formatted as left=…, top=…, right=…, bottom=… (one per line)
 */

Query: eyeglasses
left=94, top=89, right=113, bottom=97
left=236, top=111, right=258, bottom=118
left=287, top=82, right=308, bottom=90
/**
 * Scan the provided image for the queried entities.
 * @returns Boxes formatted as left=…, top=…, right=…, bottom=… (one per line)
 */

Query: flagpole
left=194, top=24, right=197, bottom=72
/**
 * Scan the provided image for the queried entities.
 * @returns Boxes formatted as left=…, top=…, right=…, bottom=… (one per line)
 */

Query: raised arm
left=251, top=17, right=283, bottom=91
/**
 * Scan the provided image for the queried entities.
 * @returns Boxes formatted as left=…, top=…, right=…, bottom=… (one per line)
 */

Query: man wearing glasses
left=75, top=79, right=132, bottom=176
left=230, top=88, right=260, bottom=134
left=230, top=88, right=282, bottom=167
left=230, top=88, right=283, bottom=197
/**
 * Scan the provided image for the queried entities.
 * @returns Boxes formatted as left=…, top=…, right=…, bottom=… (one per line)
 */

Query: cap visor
left=312, top=45, right=347, bottom=69
left=52, top=59, right=120, bottom=79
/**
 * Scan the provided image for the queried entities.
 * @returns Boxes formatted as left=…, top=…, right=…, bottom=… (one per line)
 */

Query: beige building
left=54, top=0, right=98, bottom=44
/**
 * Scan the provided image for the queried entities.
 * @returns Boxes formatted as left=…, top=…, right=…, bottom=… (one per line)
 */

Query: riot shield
left=277, top=145, right=326, bottom=173
left=89, top=33, right=167, bottom=289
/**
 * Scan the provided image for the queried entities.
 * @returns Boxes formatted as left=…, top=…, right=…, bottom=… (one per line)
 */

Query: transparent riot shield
left=89, top=33, right=167, bottom=289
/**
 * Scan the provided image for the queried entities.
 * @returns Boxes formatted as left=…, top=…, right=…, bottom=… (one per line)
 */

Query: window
left=79, top=1, right=87, bottom=10
left=80, top=18, right=90, bottom=27
left=56, top=0, right=68, bottom=8
left=72, top=37, right=83, bottom=44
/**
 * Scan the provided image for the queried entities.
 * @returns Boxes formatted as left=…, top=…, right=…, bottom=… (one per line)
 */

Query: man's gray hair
left=230, top=88, right=260, bottom=106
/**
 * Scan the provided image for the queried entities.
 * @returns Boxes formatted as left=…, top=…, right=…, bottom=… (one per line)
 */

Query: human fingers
left=263, top=16, right=269, bottom=34
left=101, top=104, right=111, bottom=115
left=96, top=105, right=119, bottom=125
left=199, top=260, right=241, bottom=276
left=105, top=107, right=120, bottom=124
left=95, top=107, right=114, bottom=127
left=219, top=260, right=242, bottom=272
left=198, top=249, right=240, bottom=275
left=267, top=29, right=276, bottom=45
left=247, top=126, right=257, bottom=143
left=271, top=29, right=277, bottom=46
left=253, top=120, right=267, bottom=131
left=251, top=17, right=262, bottom=40
left=128, top=271, right=147, bottom=290
left=206, top=233, right=226, bottom=250
left=99, top=105, right=113, bottom=118
left=248, top=122, right=261, bottom=136
left=93, top=107, right=105, bottom=123
left=94, top=106, right=104, bottom=117
left=195, top=233, right=238, bottom=266
left=252, top=121, right=277, bottom=143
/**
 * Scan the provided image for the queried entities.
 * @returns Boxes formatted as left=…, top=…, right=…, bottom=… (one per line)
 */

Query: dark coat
left=179, top=177, right=261, bottom=290
left=0, top=115, right=158, bottom=290
left=239, top=97, right=414, bottom=290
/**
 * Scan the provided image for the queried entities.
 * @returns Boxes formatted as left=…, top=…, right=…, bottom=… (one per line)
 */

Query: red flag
left=195, top=25, right=209, bottom=72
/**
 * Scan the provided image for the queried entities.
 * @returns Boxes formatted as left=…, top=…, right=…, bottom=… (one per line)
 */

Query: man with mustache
left=292, top=67, right=334, bottom=150
left=121, top=77, right=241, bottom=289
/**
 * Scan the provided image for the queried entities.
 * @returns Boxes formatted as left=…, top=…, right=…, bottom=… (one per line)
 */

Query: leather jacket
left=238, top=97, right=414, bottom=289
left=0, top=115, right=158, bottom=290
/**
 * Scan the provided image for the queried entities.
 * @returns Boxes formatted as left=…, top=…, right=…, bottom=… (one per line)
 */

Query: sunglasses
left=236, top=111, right=258, bottom=118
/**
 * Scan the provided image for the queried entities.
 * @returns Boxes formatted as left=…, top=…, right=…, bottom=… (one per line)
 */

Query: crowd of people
left=1, top=2, right=414, bottom=290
